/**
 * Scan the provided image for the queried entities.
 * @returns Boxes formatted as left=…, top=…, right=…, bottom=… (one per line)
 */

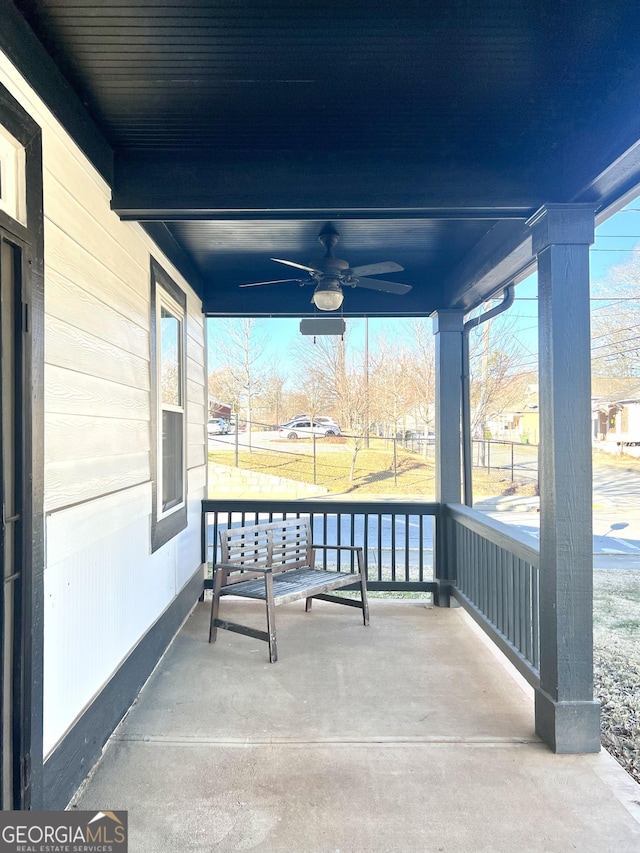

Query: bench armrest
left=311, top=544, right=363, bottom=552
left=213, top=562, right=273, bottom=574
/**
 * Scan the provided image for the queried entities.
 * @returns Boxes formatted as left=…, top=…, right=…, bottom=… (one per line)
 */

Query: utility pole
left=365, top=317, right=369, bottom=448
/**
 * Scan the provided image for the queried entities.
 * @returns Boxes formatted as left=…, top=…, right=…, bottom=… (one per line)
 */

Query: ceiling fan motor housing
left=311, top=255, right=350, bottom=278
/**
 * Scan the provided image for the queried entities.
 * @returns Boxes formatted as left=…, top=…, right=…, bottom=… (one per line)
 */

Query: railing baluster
left=377, top=514, right=383, bottom=582
left=391, top=515, right=396, bottom=581
left=532, top=565, right=540, bottom=670
left=513, top=557, right=522, bottom=652
left=404, top=513, right=410, bottom=582
left=507, top=553, right=515, bottom=645
left=524, top=560, right=532, bottom=662
left=520, top=558, right=528, bottom=655
left=488, top=542, right=496, bottom=625
left=323, top=514, right=328, bottom=569
left=364, top=514, right=369, bottom=582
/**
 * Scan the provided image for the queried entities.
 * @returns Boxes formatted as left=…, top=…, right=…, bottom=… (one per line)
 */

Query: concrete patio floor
left=71, top=598, right=640, bottom=852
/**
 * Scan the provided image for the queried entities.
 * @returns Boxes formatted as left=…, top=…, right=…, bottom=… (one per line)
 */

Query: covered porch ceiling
left=7, top=0, right=640, bottom=316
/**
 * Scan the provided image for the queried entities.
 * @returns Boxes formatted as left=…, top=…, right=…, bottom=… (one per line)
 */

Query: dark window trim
left=150, top=258, right=187, bottom=552
left=0, top=82, right=44, bottom=809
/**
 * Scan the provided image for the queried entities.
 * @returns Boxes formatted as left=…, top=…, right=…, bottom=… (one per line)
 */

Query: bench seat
left=209, top=517, right=369, bottom=661
left=220, top=567, right=364, bottom=605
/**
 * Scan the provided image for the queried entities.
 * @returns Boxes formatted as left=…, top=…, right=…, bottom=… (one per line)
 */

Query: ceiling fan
left=239, top=223, right=412, bottom=311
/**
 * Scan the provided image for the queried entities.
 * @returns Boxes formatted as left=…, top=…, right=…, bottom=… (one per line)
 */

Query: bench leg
left=264, top=572, right=278, bottom=663
left=209, top=567, right=226, bottom=643
left=305, top=596, right=313, bottom=612
left=358, top=550, right=370, bottom=626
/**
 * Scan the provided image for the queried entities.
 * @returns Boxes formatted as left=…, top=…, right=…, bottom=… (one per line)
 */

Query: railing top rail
left=202, top=499, right=440, bottom=516
left=445, top=503, right=540, bottom=566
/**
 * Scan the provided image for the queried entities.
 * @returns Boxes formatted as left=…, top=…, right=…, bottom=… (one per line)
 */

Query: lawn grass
left=209, top=443, right=521, bottom=498
left=593, top=447, right=640, bottom=471
left=593, top=569, right=640, bottom=784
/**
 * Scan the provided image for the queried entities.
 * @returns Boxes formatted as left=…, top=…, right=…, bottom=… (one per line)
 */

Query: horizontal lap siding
left=45, top=364, right=148, bottom=418
left=1, top=55, right=207, bottom=755
left=187, top=342, right=206, bottom=469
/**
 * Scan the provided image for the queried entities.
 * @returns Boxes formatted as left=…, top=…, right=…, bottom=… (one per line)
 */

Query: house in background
left=592, top=376, right=640, bottom=456
left=487, top=384, right=540, bottom=445
left=208, top=397, right=232, bottom=421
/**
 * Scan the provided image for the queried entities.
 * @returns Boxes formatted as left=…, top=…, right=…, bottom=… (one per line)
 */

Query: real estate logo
left=0, top=810, right=127, bottom=853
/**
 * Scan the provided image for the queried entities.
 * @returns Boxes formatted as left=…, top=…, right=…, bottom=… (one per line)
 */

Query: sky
left=207, top=201, right=640, bottom=381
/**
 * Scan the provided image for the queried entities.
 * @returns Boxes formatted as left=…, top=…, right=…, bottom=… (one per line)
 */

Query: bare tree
left=292, top=330, right=355, bottom=427
left=369, top=340, right=412, bottom=437
left=406, top=319, right=436, bottom=433
left=209, top=319, right=273, bottom=445
left=468, top=310, right=532, bottom=439
left=256, top=371, right=285, bottom=428
left=590, top=253, right=640, bottom=377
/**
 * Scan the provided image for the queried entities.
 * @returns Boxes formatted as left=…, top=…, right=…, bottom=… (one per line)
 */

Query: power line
left=591, top=334, right=640, bottom=353
left=591, top=323, right=640, bottom=343
left=592, top=346, right=640, bottom=363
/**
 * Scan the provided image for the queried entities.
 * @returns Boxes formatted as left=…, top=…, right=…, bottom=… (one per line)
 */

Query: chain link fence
left=207, top=420, right=538, bottom=494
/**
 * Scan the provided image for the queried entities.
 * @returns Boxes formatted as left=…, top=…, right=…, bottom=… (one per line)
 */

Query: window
left=0, top=125, right=27, bottom=226
left=150, top=260, right=187, bottom=551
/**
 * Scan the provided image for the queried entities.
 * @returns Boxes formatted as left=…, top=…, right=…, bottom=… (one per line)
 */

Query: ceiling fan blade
left=239, top=277, right=306, bottom=288
left=271, top=257, right=322, bottom=275
left=354, top=277, right=412, bottom=295
left=348, top=261, right=404, bottom=277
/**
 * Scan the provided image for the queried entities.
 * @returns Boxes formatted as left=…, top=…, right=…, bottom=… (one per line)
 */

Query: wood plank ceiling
left=9, top=0, right=640, bottom=316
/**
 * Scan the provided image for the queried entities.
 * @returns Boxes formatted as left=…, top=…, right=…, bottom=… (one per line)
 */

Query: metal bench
left=208, top=517, right=369, bottom=662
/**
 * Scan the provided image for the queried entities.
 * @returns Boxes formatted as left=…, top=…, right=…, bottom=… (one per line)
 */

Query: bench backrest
left=219, top=517, right=313, bottom=579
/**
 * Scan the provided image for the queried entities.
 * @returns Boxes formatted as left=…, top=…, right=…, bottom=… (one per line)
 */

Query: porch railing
left=201, top=499, right=438, bottom=592
left=443, top=503, right=540, bottom=688
left=200, top=499, right=541, bottom=686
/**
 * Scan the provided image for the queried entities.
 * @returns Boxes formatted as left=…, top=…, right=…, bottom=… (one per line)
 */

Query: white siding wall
left=1, top=55, right=207, bottom=757
left=627, top=403, right=640, bottom=438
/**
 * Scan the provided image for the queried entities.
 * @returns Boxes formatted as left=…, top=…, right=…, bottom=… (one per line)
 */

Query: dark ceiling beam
left=572, top=139, right=640, bottom=215
left=446, top=220, right=535, bottom=312
left=564, top=73, right=640, bottom=212
left=111, top=151, right=545, bottom=220
left=1, top=0, right=113, bottom=183
left=142, top=223, right=204, bottom=300
left=448, top=128, right=640, bottom=312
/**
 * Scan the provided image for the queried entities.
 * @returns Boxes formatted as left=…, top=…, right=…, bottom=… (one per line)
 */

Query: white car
left=279, top=419, right=340, bottom=439
left=315, top=416, right=341, bottom=432
left=207, top=418, right=227, bottom=435
left=281, top=415, right=342, bottom=434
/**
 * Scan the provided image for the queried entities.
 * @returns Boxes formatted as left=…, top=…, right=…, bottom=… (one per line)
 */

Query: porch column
left=433, top=310, right=464, bottom=606
left=528, top=204, right=600, bottom=753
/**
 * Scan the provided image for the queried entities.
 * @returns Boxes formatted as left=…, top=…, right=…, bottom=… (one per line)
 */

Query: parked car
left=315, top=416, right=342, bottom=432
left=207, top=418, right=228, bottom=435
left=279, top=419, right=340, bottom=439
left=281, top=415, right=342, bottom=433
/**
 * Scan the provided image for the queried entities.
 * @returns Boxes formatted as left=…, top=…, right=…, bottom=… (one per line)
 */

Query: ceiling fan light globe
left=312, top=286, right=344, bottom=311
